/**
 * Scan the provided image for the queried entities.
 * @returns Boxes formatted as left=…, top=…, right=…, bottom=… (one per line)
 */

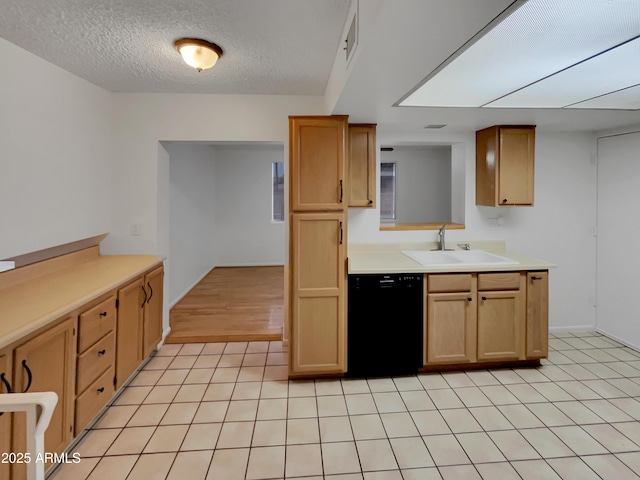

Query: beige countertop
left=0, top=255, right=162, bottom=350
left=348, top=241, right=555, bottom=275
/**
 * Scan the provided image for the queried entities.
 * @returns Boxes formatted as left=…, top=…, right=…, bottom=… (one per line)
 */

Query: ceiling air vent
left=424, top=124, right=447, bottom=129
left=345, top=9, right=358, bottom=63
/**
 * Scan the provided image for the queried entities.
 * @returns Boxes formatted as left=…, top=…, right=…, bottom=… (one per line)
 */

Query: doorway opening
left=161, top=141, right=286, bottom=343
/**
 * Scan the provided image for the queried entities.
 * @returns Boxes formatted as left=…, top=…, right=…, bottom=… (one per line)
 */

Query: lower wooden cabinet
left=116, top=278, right=144, bottom=389
left=12, top=318, right=76, bottom=480
left=0, top=258, right=164, bottom=480
left=0, top=348, right=12, bottom=480
left=290, top=213, right=346, bottom=375
left=425, top=271, right=547, bottom=367
left=526, top=271, right=549, bottom=358
left=477, top=288, right=525, bottom=361
left=426, top=292, right=476, bottom=364
left=143, top=266, right=164, bottom=359
left=75, top=367, right=115, bottom=432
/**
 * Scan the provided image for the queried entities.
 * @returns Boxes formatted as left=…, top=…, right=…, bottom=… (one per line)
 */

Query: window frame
left=272, top=161, right=285, bottom=222
left=379, top=162, right=397, bottom=221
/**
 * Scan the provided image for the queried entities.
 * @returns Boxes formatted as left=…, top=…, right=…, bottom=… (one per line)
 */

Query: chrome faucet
left=432, top=223, right=453, bottom=251
left=438, top=223, right=447, bottom=251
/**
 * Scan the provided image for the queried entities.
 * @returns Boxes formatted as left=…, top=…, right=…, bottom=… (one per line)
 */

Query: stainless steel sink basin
left=402, top=249, right=519, bottom=267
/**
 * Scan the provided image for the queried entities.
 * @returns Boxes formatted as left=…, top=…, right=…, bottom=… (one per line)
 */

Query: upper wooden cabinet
left=476, top=125, right=535, bottom=206
left=289, top=116, right=347, bottom=212
left=348, top=124, right=376, bottom=208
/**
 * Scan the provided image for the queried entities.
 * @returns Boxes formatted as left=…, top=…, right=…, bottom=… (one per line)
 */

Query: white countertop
left=348, top=241, right=555, bottom=274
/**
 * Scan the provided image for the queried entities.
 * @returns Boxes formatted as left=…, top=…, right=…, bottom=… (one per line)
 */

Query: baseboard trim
left=160, top=326, right=172, bottom=347
left=214, top=263, right=285, bottom=268
left=169, top=266, right=215, bottom=308
left=549, top=325, right=596, bottom=333
left=595, top=328, right=640, bottom=352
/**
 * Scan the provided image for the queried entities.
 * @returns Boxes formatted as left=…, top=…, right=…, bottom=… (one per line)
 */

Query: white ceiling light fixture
left=175, top=38, right=223, bottom=72
left=398, top=0, right=640, bottom=110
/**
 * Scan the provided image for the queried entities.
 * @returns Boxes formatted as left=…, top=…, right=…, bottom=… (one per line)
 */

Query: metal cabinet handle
left=339, top=180, right=343, bottom=203
left=97, top=387, right=105, bottom=393
left=99, top=311, right=107, bottom=317
left=467, top=297, right=472, bottom=301
left=141, top=285, right=147, bottom=307
left=502, top=198, right=508, bottom=203
left=368, top=199, right=373, bottom=205
left=531, top=276, right=541, bottom=280
left=147, top=282, right=153, bottom=303
left=0, top=373, right=11, bottom=394
left=0, top=373, right=11, bottom=416
left=22, top=359, right=33, bottom=393
left=339, top=221, right=343, bottom=245
left=98, top=349, right=106, bottom=356
left=482, top=296, right=487, bottom=301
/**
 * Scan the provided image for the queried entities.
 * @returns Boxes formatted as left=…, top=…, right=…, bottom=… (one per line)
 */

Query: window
left=380, top=162, right=396, bottom=220
left=272, top=162, right=285, bottom=221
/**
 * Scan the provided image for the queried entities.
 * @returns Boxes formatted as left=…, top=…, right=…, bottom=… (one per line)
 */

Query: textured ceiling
left=0, top=0, right=350, bottom=94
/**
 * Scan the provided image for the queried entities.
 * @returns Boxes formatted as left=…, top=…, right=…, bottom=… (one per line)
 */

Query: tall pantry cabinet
left=289, top=116, right=348, bottom=375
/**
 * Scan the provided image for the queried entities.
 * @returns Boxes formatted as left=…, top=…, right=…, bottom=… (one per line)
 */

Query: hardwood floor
left=166, top=266, right=284, bottom=344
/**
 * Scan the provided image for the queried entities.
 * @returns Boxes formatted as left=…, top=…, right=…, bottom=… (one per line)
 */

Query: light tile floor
left=49, top=332, right=640, bottom=480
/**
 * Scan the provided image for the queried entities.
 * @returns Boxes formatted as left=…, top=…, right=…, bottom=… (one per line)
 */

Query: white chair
left=0, top=392, right=58, bottom=480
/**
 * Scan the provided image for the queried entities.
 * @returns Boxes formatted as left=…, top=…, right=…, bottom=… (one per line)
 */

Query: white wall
left=596, top=130, right=640, bottom=350
left=214, top=145, right=285, bottom=266
left=165, top=142, right=286, bottom=307
left=102, top=94, right=325, bottom=334
left=349, top=131, right=598, bottom=330
left=0, top=38, right=112, bottom=260
left=166, top=144, right=217, bottom=306
left=381, top=146, right=451, bottom=224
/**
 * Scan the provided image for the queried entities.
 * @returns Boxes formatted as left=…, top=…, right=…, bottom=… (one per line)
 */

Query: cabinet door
left=348, top=124, right=376, bottom=208
left=290, top=213, right=346, bottom=374
left=143, top=266, right=164, bottom=359
left=526, top=272, right=548, bottom=359
left=13, top=318, right=76, bottom=480
left=477, top=289, right=525, bottom=361
left=0, top=349, right=12, bottom=480
left=498, top=127, right=535, bottom=206
left=290, top=116, right=347, bottom=212
left=116, top=278, right=144, bottom=389
left=426, top=293, right=476, bottom=364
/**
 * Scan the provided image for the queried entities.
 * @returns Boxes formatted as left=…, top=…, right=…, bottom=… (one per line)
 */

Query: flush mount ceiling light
left=398, top=0, right=640, bottom=110
left=174, top=38, right=223, bottom=72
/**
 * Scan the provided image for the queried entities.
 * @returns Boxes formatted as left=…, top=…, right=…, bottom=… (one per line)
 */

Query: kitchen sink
left=402, top=250, right=462, bottom=265
left=402, top=249, right=519, bottom=267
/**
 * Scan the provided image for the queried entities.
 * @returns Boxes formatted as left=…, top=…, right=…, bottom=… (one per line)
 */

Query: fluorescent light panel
left=487, top=38, right=640, bottom=108
left=400, top=0, right=640, bottom=109
left=570, top=83, right=640, bottom=110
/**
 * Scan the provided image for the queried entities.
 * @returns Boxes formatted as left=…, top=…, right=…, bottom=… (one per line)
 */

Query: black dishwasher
left=347, top=274, right=423, bottom=377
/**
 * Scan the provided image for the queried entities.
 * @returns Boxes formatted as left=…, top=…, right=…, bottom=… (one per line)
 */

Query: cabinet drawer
left=428, top=274, right=472, bottom=292
left=478, top=272, right=521, bottom=291
left=78, top=295, right=116, bottom=353
left=75, top=366, right=114, bottom=434
left=76, top=332, right=115, bottom=394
